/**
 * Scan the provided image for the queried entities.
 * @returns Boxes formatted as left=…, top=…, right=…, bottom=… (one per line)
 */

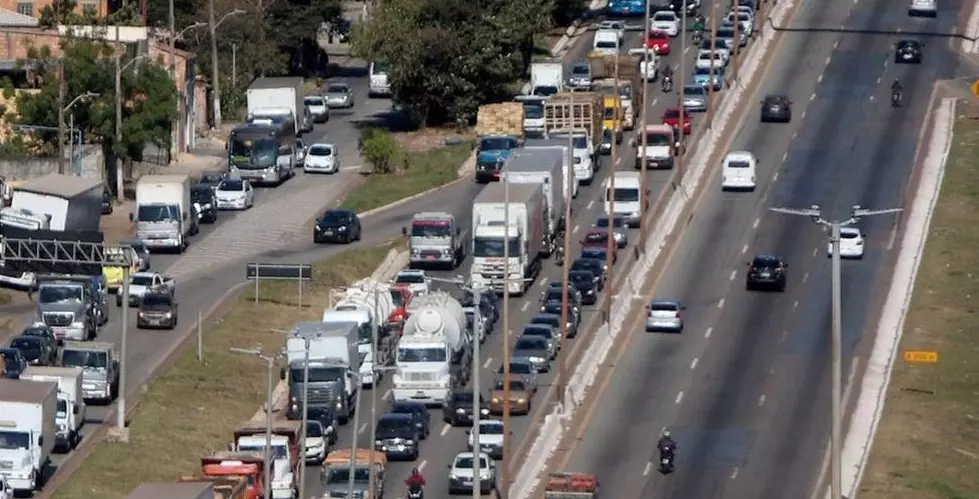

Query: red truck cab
left=199, top=451, right=266, bottom=499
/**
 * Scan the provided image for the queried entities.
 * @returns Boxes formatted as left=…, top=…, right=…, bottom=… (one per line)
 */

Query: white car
left=725, top=11, right=754, bottom=37
left=467, top=419, right=505, bottom=459
left=215, top=177, right=255, bottom=210
left=394, top=269, right=431, bottom=296
left=303, top=95, right=330, bottom=123
left=304, top=420, right=328, bottom=464
left=699, top=38, right=731, bottom=63
left=695, top=50, right=724, bottom=70
left=731, top=5, right=754, bottom=16
left=827, top=227, right=865, bottom=259
left=644, top=299, right=684, bottom=332
left=598, top=20, right=625, bottom=41
left=651, top=11, right=680, bottom=37
left=304, top=143, right=339, bottom=174
left=447, top=452, right=498, bottom=495
left=628, top=47, right=659, bottom=81
left=359, top=349, right=379, bottom=387
left=720, top=150, right=758, bottom=191
left=908, top=0, right=937, bottom=16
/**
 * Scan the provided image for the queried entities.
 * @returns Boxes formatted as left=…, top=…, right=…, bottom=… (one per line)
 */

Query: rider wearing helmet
left=662, top=64, right=674, bottom=81
left=658, top=429, right=677, bottom=459
left=890, top=78, right=903, bottom=94
left=406, top=467, right=426, bottom=492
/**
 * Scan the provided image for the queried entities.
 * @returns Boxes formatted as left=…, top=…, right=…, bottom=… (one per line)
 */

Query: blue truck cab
left=475, top=135, right=519, bottom=183
left=608, top=0, right=645, bottom=16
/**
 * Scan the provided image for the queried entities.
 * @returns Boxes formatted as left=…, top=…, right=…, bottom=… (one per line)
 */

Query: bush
left=358, top=128, right=402, bottom=174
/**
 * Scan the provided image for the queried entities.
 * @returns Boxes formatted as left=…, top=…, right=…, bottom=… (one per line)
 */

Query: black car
left=760, top=94, right=792, bottom=123
left=570, top=258, right=606, bottom=290
left=599, top=128, right=613, bottom=155
left=895, top=40, right=923, bottom=64
left=390, top=401, right=431, bottom=439
left=0, top=347, right=27, bottom=378
left=307, top=406, right=339, bottom=444
left=462, top=289, right=499, bottom=326
left=191, top=184, right=218, bottom=223
left=531, top=313, right=577, bottom=339
left=313, top=208, right=362, bottom=244
left=580, top=247, right=612, bottom=269
left=568, top=270, right=599, bottom=305
left=21, top=325, right=59, bottom=350
left=198, top=171, right=227, bottom=190
left=746, top=254, right=788, bottom=291
left=375, top=413, right=421, bottom=460
left=442, top=390, right=490, bottom=426
left=539, top=287, right=566, bottom=316
left=9, top=335, right=56, bottom=366
left=136, top=292, right=179, bottom=329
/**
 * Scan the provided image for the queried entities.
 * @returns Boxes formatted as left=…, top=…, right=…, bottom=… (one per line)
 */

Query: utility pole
left=769, top=204, right=902, bottom=499
left=501, top=167, right=511, bottom=499
left=677, top=0, right=689, bottom=177
left=732, top=5, right=741, bottom=81
left=707, top=2, right=718, bottom=125
left=557, top=89, right=574, bottom=404
left=347, top=371, right=364, bottom=498
left=208, top=0, right=222, bottom=129
left=169, top=0, right=177, bottom=161
left=638, top=0, right=653, bottom=247
left=57, top=63, right=66, bottom=175
left=604, top=38, right=621, bottom=325
left=229, top=347, right=280, bottom=499
left=472, top=284, right=483, bottom=499
left=298, top=337, right=310, bottom=499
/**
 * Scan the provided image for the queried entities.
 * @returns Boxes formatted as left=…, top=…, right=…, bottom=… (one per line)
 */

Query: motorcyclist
left=657, top=430, right=677, bottom=464
left=890, top=79, right=903, bottom=104
left=661, top=65, right=674, bottom=91
left=693, top=13, right=706, bottom=31
left=405, top=468, right=426, bottom=493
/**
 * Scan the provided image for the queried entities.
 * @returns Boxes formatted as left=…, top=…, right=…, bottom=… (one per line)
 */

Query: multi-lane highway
left=558, top=0, right=965, bottom=497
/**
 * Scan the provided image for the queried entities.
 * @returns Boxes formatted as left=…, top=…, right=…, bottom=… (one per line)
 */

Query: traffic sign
left=903, top=350, right=938, bottom=364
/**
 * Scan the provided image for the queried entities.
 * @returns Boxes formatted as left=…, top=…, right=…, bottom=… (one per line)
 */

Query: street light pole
left=769, top=204, right=902, bottom=499
left=604, top=37, right=620, bottom=325
left=347, top=371, right=364, bottom=498
left=639, top=0, right=652, bottom=247
left=557, top=88, right=574, bottom=404
left=229, top=347, right=281, bottom=499
left=207, top=8, right=245, bottom=129
left=501, top=165, right=511, bottom=499
left=472, top=284, right=483, bottom=499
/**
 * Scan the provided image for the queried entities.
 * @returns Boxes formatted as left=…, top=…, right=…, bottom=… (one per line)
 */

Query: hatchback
left=645, top=300, right=685, bottom=332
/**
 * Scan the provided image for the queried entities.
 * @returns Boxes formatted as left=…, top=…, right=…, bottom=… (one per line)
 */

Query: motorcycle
left=659, top=447, right=675, bottom=473
left=692, top=30, right=703, bottom=44
left=555, top=245, right=565, bottom=267
left=406, top=485, right=424, bottom=499
left=662, top=76, right=674, bottom=93
left=891, top=90, right=901, bottom=107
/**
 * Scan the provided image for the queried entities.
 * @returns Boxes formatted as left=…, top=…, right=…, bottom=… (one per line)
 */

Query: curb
left=359, top=172, right=473, bottom=219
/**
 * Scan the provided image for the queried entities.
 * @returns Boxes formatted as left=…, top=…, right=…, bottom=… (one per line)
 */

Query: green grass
left=858, top=103, right=979, bottom=499
left=340, top=142, right=473, bottom=213
left=0, top=291, right=11, bottom=305
left=51, top=241, right=401, bottom=499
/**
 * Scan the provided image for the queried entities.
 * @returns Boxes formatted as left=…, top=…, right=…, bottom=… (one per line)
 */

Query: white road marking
left=383, top=389, right=392, bottom=400
left=440, top=425, right=451, bottom=437
left=869, top=95, right=874, bottom=102
left=587, top=200, right=595, bottom=210
left=419, top=460, right=428, bottom=471
left=717, top=298, right=726, bottom=309
left=833, top=39, right=839, bottom=49
left=887, top=224, right=898, bottom=250
left=793, top=300, right=799, bottom=309
left=752, top=218, right=760, bottom=229
left=792, top=130, right=798, bottom=140
left=773, top=171, right=779, bottom=181
left=483, top=357, right=493, bottom=369
left=539, top=278, right=547, bottom=287
left=812, top=248, right=818, bottom=257
left=615, top=157, right=622, bottom=166
left=359, top=422, right=368, bottom=434
left=741, top=243, right=748, bottom=254
left=801, top=109, right=807, bottom=120
left=730, top=467, right=740, bottom=479
left=651, top=98, right=658, bottom=107
left=705, top=327, right=713, bottom=338
left=817, top=73, right=823, bottom=83
left=690, top=357, right=699, bottom=370
left=758, top=394, right=766, bottom=406
left=825, top=56, right=831, bottom=66
left=675, top=391, right=684, bottom=404
left=781, top=151, right=788, bottom=163
left=809, top=92, right=816, bottom=102
left=573, top=224, right=580, bottom=234
left=521, top=302, right=529, bottom=312
left=802, top=272, right=809, bottom=283
left=729, top=270, right=737, bottom=281
left=876, top=76, right=882, bottom=84
left=643, top=462, right=653, bottom=476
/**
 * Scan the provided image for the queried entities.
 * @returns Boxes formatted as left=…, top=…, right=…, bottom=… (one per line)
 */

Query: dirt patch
left=858, top=102, right=979, bottom=498
left=393, top=128, right=475, bottom=152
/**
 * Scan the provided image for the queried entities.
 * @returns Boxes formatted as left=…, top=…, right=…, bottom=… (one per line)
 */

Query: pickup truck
left=116, top=272, right=175, bottom=307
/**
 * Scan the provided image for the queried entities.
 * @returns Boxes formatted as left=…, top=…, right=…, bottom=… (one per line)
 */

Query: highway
left=558, top=0, right=965, bottom=497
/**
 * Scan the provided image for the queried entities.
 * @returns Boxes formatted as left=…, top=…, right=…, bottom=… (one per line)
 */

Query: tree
left=358, top=128, right=401, bottom=174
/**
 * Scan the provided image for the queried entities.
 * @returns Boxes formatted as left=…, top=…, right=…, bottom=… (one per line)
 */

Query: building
left=0, top=0, right=108, bottom=19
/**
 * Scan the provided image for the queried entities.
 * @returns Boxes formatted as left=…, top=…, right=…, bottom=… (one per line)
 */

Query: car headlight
left=375, top=440, right=382, bottom=446
left=517, top=398, right=526, bottom=403
left=203, top=203, right=212, bottom=210
left=405, top=439, right=414, bottom=445
left=540, top=306, right=546, bottom=312
left=480, top=408, right=490, bottom=415
left=492, top=398, right=500, bottom=403
left=339, top=226, right=347, bottom=231
left=456, top=408, right=466, bottom=414
left=450, top=473, right=461, bottom=481
left=586, top=288, right=594, bottom=294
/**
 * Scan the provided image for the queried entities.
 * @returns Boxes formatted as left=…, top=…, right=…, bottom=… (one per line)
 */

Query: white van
left=368, top=61, right=390, bottom=97
left=604, top=171, right=645, bottom=227
left=593, top=29, right=620, bottom=55
left=721, top=150, right=757, bottom=191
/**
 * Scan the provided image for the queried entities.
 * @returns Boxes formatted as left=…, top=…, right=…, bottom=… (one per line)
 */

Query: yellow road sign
left=971, top=80, right=979, bottom=98
left=903, top=350, right=938, bottom=364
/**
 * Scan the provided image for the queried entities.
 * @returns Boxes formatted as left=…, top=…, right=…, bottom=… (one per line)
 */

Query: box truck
left=470, top=183, right=547, bottom=295
left=0, top=379, right=56, bottom=495
left=246, top=77, right=304, bottom=136
left=0, top=173, right=102, bottom=231
left=133, top=174, right=192, bottom=252
left=21, top=366, right=86, bottom=452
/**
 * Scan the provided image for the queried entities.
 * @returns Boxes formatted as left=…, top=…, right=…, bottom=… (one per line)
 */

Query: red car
left=581, top=230, right=612, bottom=248
left=646, top=30, right=671, bottom=55
left=661, top=108, right=692, bottom=135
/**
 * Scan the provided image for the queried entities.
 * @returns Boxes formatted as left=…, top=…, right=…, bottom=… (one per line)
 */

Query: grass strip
left=340, top=142, right=472, bottom=213
left=51, top=241, right=401, bottom=499
left=859, top=104, right=979, bottom=498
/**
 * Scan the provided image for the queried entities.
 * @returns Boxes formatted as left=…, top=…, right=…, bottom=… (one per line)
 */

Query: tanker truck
left=326, top=278, right=399, bottom=363
left=391, top=291, right=472, bottom=407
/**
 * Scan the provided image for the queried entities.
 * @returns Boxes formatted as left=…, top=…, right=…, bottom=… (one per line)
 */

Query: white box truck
left=21, top=366, right=85, bottom=453
left=246, top=77, right=304, bottom=136
left=522, top=142, right=579, bottom=199
left=0, top=173, right=102, bottom=231
left=133, top=174, right=192, bottom=252
left=500, top=148, right=567, bottom=254
left=529, top=61, right=564, bottom=96
left=470, top=183, right=547, bottom=295
left=0, top=379, right=56, bottom=495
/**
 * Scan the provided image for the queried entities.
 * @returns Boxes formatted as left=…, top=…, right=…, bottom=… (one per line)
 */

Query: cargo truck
left=126, top=481, right=216, bottom=499
left=523, top=141, right=580, bottom=198
left=232, top=421, right=300, bottom=499
left=404, top=212, right=467, bottom=269
left=391, top=291, right=471, bottom=406
left=0, top=379, right=56, bottom=495
left=540, top=132, right=596, bottom=185
left=475, top=103, right=523, bottom=183
left=133, top=174, right=193, bottom=252
left=21, top=366, right=86, bottom=452
left=589, top=54, right=642, bottom=130
left=470, top=183, right=546, bottom=295
left=500, top=149, right=569, bottom=253
left=198, top=451, right=266, bottom=499
left=513, top=95, right=547, bottom=138
left=246, top=77, right=304, bottom=136
left=283, top=321, right=359, bottom=423
left=543, top=92, right=603, bottom=154
left=0, top=173, right=102, bottom=231
left=529, top=61, right=564, bottom=96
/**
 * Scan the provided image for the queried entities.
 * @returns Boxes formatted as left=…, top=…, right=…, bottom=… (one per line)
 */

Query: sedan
left=651, top=11, right=680, bottom=36
left=390, top=401, right=431, bottom=439
left=699, top=38, right=730, bottom=62
left=496, top=360, right=539, bottom=390
left=681, top=84, right=709, bottom=112
left=594, top=216, right=629, bottom=248
left=468, top=420, right=506, bottom=459
left=568, top=61, right=592, bottom=89
left=0, top=348, right=27, bottom=379
left=9, top=335, right=56, bottom=366
left=198, top=170, right=226, bottom=191
left=520, top=323, right=559, bottom=358
left=695, top=50, right=724, bottom=70
left=324, top=82, right=356, bottom=108
left=693, top=66, right=724, bottom=91
left=725, top=11, right=754, bottom=37
left=530, top=313, right=577, bottom=339
left=512, top=336, right=551, bottom=372
left=215, top=177, right=254, bottom=210
left=567, top=271, right=599, bottom=306
left=661, top=108, right=692, bottom=135
left=313, top=208, right=362, bottom=244
left=304, top=95, right=330, bottom=122
left=489, top=379, right=534, bottom=415
left=895, top=40, right=923, bottom=64
left=746, top=254, right=788, bottom=291
left=760, top=94, right=792, bottom=122
left=304, top=143, right=339, bottom=174
left=580, top=246, right=615, bottom=268
left=827, top=227, right=865, bottom=259
left=20, top=325, right=58, bottom=351
left=646, top=31, right=672, bottom=54
left=394, top=269, right=431, bottom=296
left=571, top=258, right=606, bottom=289
left=644, top=300, right=685, bottom=332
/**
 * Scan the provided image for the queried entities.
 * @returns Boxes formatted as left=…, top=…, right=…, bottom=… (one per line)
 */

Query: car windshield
left=522, top=101, right=544, bottom=119
left=327, top=84, right=349, bottom=93
left=645, top=131, right=672, bottom=146
left=480, top=423, right=504, bottom=434
left=570, top=272, right=593, bottom=283
left=653, top=12, right=674, bottom=21
left=694, top=67, right=713, bottom=76
left=326, top=467, right=371, bottom=483
left=391, top=403, right=420, bottom=415
left=219, top=179, right=244, bottom=191
left=572, top=64, right=589, bottom=75
left=131, top=275, right=155, bottom=286
left=533, top=85, right=559, bottom=96
left=61, top=349, right=108, bottom=369
left=480, top=137, right=516, bottom=150
left=22, top=328, right=51, bottom=339
left=389, top=290, right=405, bottom=307
left=595, top=40, right=617, bottom=49
left=398, top=347, right=447, bottom=362
left=453, top=392, right=474, bottom=403
left=396, top=273, right=425, bottom=284
left=544, top=290, right=563, bottom=301
left=38, top=284, right=82, bottom=304
left=610, top=187, right=640, bottom=202
left=841, top=231, right=859, bottom=239
left=411, top=220, right=452, bottom=237
left=753, top=257, right=778, bottom=267
left=597, top=218, right=623, bottom=229
left=523, top=325, right=552, bottom=337
left=308, top=145, right=333, bottom=156
left=495, top=379, right=526, bottom=391
left=649, top=32, right=667, bottom=40
left=504, top=362, right=533, bottom=374
left=190, top=186, right=211, bottom=201
left=304, top=97, right=324, bottom=105
left=289, top=366, right=344, bottom=383
left=726, top=160, right=750, bottom=168
left=684, top=85, right=707, bottom=96
left=583, top=232, right=608, bottom=244
left=650, top=302, right=679, bottom=311
left=898, top=41, right=918, bottom=50
left=11, top=337, right=40, bottom=351
left=455, top=457, right=490, bottom=469
left=532, top=316, right=559, bottom=327
left=141, top=294, right=171, bottom=307
left=306, top=422, right=323, bottom=437
left=663, top=109, right=683, bottom=119
left=320, top=211, right=348, bottom=223
left=515, top=337, right=545, bottom=349
left=717, top=28, right=735, bottom=38
left=581, top=248, right=606, bottom=259
left=701, top=39, right=722, bottom=50
left=572, top=260, right=600, bottom=272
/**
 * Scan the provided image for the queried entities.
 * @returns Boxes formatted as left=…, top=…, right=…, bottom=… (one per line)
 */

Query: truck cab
left=102, top=246, right=139, bottom=294
left=33, top=277, right=97, bottom=342
left=0, top=379, right=56, bottom=495
left=59, top=341, right=119, bottom=404
left=21, top=366, right=86, bottom=453
left=233, top=421, right=300, bottom=499
left=596, top=79, right=638, bottom=130
left=322, top=448, right=386, bottom=499
left=404, top=212, right=466, bottom=270
left=199, top=451, right=266, bottom=499
left=635, top=124, right=680, bottom=170
left=475, top=135, right=519, bottom=183
left=514, top=96, right=547, bottom=139
left=602, top=96, right=624, bottom=143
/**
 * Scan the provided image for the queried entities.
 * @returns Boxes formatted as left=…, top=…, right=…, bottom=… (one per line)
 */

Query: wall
left=0, top=0, right=109, bottom=19
left=0, top=145, right=102, bottom=181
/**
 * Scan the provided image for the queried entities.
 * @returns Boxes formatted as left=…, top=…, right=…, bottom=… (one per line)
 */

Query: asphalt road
left=560, top=0, right=965, bottom=497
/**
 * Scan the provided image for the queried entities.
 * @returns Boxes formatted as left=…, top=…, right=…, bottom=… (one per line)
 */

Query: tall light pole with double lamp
left=208, top=8, right=246, bottom=128
left=229, top=346, right=283, bottom=499
left=61, top=91, right=99, bottom=176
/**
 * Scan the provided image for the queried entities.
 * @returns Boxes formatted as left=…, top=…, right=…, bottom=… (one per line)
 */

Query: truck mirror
left=182, top=211, right=188, bottom=221
left=128, top=212, right=134, bottom=222
left=280, top=366, right=286, bottom=380
left=38, top=436, right=43, bottom=446
left=401, top=227, right=408, bottom=237
left=456, top=227, right=462, bottom=236
left=73, top=403, right=79, bottom=414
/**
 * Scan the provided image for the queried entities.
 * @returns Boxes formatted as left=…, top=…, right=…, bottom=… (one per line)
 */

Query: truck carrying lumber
left=543, top=92, right=603, bottom=148
left=176, top=475, right=249, bottom=499
left=587, top=53, right=640, bottom=81
left=476, top=103, right=525, bottom=139
left=543, top=471, right=600, bottom=498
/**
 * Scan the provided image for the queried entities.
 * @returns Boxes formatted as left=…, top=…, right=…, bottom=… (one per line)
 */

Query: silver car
left=645, top=300, right=685, bottom=332
left=681, top=84, right=709, bottom=112
left=303, top=95, right=329, bottom=123
left=324, top=82, right=355, bottom=108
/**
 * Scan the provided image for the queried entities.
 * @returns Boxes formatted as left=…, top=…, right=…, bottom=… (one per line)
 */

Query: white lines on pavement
left=705, top=327, right=713, bottom=338
left=440, top=424, right=451, bottom=437
left=801, top=109, right=807, bottom=120
left=730, top=467, right=740, bottom=479
left=587, top=200, right=595, bottom=210
left=717, top=298, right=726, bottom=309
left=359, top=422, right=368, bottom=434
left=521, top=302, right=529, bottom=312
left=802, top=272, right=809, bottom=284
left=825, top=56, right=832, bottom=66
left=780, top=330, right=789, bottom=342
left=812, top=248, right=818, bottom=257
left=741, top=243, right=749, bottom=254
left=887, top=224, right=898, bottom=250
left=833, top=39, right=839, bottom=49
left=752, top=218, right=760, bottom=229
left=572, top=224, right=580, bottom=234
left=729, top=270, right=737, bottom=281
left=675, top=391, right=684, bottom=404
left=684, top=46, right=690, bottom=54
left=758, top=394, right=766, bottom=406
left=817, top=73, right=823, bottom=83
left=877, top=76, right=882, bottom=85
left=690, top=357, right=699, bottom=370
left=793, top=300, right=799, bottom=309
left=643, top=462, right=653, bottom=476
left=383, top=389, right=392, bottom=401
left=508, top=329, right=514, bottom=336
left=869, top=95, right=875, bottom=102
left=419, top=460, right=428, bottom=471
left=483, top=357, right=493, bottom=369
left=792, top=130, right=798, bottom=141
left=809, top=92, right=816, bottom=102
left=651, top=98, right=658, bottom=107
left=781, top=151, right=788, bottom=164
left=539, top=278, right=547, bottom=287
left=773, top=171, right=779, bottom=181
left=615, top=157, right=622, bottom=166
